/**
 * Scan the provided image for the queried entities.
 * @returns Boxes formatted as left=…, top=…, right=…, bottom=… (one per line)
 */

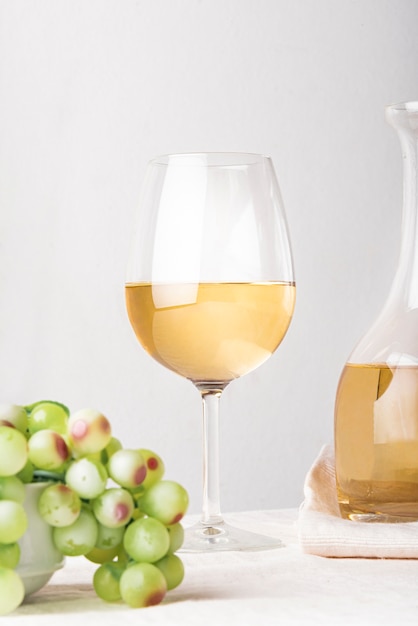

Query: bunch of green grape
left=0, top=401, right=189, bottom=614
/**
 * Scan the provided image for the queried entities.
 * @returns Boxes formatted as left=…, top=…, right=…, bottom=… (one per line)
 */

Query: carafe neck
left=386, top=103, right=418, bottom=309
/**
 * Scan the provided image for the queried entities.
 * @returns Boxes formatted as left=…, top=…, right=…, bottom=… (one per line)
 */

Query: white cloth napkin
left=298, top=444, right=418, bottom=558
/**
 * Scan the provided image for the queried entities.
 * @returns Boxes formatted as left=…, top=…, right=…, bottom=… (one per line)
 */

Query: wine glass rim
left=148, top=152, right=272, bottom=167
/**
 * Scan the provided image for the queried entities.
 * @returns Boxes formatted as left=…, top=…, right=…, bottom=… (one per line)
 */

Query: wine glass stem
left=200, top=387, right=224, bottom=527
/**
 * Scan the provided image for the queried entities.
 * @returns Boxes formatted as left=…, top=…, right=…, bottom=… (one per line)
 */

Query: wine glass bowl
left=126, top=153, right=295, bottom=551
left=125, top=282, right=294, bottom=386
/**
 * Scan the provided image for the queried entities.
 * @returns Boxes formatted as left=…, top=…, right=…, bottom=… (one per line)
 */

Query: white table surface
left=11, top=509, right=418, bottom=625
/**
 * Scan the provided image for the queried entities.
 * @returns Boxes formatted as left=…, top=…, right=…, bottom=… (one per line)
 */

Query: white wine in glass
left=126, top=153, right=295, bottom=552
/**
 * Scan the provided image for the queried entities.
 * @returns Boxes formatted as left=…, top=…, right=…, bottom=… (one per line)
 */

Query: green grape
left=0, top=476, right=25, bottom=503
left=95, top=522, right=125, bottom=550
left=67, top=408, right=112, bottom=455
left=92, top=488, right=134, bottom=528
left=131, top=507, right=146, bottom=521
left=27, top=401, right=69, bottom=435
left=84, top=545, right=120, bottom=564
left=25, top=399, right=70, bottom=416
left=38, top=483, right=81, bottom=527
left=0, top=501, right=28, bottom=543
left=0, top=567, right=25, bottom=615
left=0, top=543, right=20, bottom=569
left=116, top=543, right=129, bottom=564
left=137, top=480, right=189, bottom=526
left=0, top=404, right=28, bottom=433
left=154, top=554, right=184, bottom=590
left=87, top=437, right=122, bottom=464
left=0, top=426, right=28, bottom=477
left=123, top=517, right=170, bottom=563
left=93, top=561, right=125, bottom=602
left=16, top=459, right=34, bottom=484
left=107, top=449, right=146, bottom=490
left=101, top=437, right=123, bottom=464
left=28, top=429, right=70, bottom=471
left=138, top=449, right=165, bottom=490
left=65, top=458, right=108, bottom=499
left=166, top=522, right=184, bottom=553
left=119, top=562, right=167, bottom=608
left=53, top=508, right=98, bottom=556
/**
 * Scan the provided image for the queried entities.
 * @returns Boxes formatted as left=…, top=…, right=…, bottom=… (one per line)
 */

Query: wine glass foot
left=180, top=520, right=284, bottom=553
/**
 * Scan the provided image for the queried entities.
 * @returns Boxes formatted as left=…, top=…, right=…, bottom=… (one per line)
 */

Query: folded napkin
left=298, top=444, right=418, bottom=558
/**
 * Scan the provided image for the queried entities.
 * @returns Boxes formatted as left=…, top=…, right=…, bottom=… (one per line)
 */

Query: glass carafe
left=335, top=102, right=418, bottom=522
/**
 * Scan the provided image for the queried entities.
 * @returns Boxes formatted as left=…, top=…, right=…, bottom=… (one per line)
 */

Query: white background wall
left=0, top=0, right=417, bottom=515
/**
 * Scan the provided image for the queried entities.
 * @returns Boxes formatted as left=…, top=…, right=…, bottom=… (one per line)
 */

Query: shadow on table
left=17, top=581, right=235, bottom=616
left=17, top=584, right=105, bottom=615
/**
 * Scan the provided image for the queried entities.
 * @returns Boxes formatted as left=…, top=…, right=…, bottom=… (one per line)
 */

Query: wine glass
left=125, top=152, right=295, bottom=552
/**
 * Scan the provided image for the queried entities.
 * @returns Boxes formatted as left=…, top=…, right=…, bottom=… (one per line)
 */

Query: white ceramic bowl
left=16, top=482, right=65, bottom=596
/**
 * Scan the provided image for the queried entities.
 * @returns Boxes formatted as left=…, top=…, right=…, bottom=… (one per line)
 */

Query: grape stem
left=197, top=385, right=226, bottom=527
left=32, top=470, right=65, bottom=483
